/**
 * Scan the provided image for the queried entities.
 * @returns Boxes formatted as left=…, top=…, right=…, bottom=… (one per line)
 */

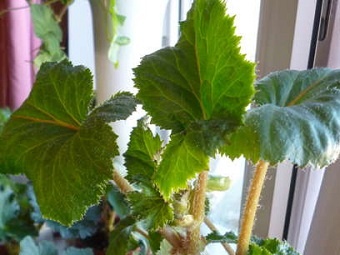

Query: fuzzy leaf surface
left=155, top=133, right=209, bottom=199
left=125, top=122, right=173, bottom=228
left=249, top=238, right=300, bottom=255
left=223, top=69, right=340, bottom=168
left=134, top=0, right=255, bottom=197
left=128, top=187, right=174, bottom=230
left=125, top=119, right=162, bottom=184
left=0, top=61, right=132, bottom=225
left=134, top=0, right=255, bottom=132
left=89, top=92, right=137, bottom=123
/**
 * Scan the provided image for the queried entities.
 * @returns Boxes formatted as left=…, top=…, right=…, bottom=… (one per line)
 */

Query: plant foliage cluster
left=1, top=0, right=340, bottom=254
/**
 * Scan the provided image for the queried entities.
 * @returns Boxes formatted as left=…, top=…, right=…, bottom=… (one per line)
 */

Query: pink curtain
left=0, top=0, right=40, bottom=110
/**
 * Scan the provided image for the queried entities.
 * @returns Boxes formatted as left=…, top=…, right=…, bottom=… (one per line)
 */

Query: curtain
left=0, top=0, right=40, bottom=110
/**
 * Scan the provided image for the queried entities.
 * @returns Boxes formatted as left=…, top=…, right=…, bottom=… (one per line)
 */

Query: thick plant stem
left=236, top=160, right=269, bottom=255
left=187, top=171, right=208, bottom=254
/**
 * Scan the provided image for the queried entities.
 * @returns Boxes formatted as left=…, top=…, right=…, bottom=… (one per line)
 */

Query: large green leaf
left=0, top=61, right=136, bottom=225
left=223, top=69, right=340, bottom=167
left=134, top=0, right=255, bottom=198
left=134, top=0, right=255, bottom=133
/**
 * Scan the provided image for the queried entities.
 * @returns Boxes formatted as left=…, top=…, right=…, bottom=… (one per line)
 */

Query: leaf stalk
left=236, top=160, right=269, bottom=255
left=112, top=170, right=134, bottom=193
left=187, top=171, right=208, bottom=254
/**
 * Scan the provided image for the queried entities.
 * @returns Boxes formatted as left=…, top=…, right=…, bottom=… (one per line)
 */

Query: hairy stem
left=204, top=217, right=235, bottom=255
left=159, top=227, right=183, bottom=249
left=187, top=171, right=208, bottom=254
left=112, top=170, right=134, bottom=193
left=236, top=160, right=269, bottom=255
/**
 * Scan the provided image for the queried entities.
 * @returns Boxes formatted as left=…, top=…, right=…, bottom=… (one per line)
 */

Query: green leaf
left=0, top=108, right=11, bottom=134
left=19, top=236, right=58, bottom=255
left=46, top=205, right=101, bottom=239
left=206, top=175, right=231, bottom=192
left=0, top=61, right=121, bottom=225
left=89, top=92, right=137, bottom=123
left=0, top=175, right=38, bottom=241
left=30, top=4, right=66, bottom=67
left=125, top=119, right=162, bottom=184
left=115, top=36, right=131, bottom=46
left=134, top=0, right=255, bottom=198
left=223, top=69, right=340, bottom=168
left=30, top=4, right=62, bottom=42
left=107, top=216, right=138, bottom=255
left=0, top=177, right=18, bottom=232
left=249, top=238, right=300, bottom=255
left=107, top=1, right=129, bottom=67
left=124, top=121, right=174, bottom=228
left=148, top=231, right=163, bottom=254
left=64, top=247, right=94, bottom=255
left=128, top=188, right=174, bottom=230
left=134, top=0, right=255, bottom=133
left=33, top=49, right=66, bottom=69
left=107, top=185, right=130, bottom=218
left=206, top=231, right=238, bottom=244
left=154, top=133, right=209, bottom=199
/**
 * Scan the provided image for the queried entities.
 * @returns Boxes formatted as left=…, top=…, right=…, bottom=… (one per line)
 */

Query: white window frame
left=253, top=1, right=340, bottom=254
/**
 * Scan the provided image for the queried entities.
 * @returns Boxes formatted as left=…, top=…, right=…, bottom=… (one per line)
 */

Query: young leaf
left=125, top=119, right=162, bottom=184
left=125, top=121, right=174, bottom=228
left=154, top=133, right=209, bottom=199
left=134, top=0, right=255, bottom=198
left=88, top=92, right=138, bottom=123
left=128, top=187, right=174, bottom=230
left=107, top=216, right=138, bottom=255
left=148, top=231, right=164, bottom=254
left=0, top=61, right=134, bottom=225
left=223, top=69, right=340, bottom=168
